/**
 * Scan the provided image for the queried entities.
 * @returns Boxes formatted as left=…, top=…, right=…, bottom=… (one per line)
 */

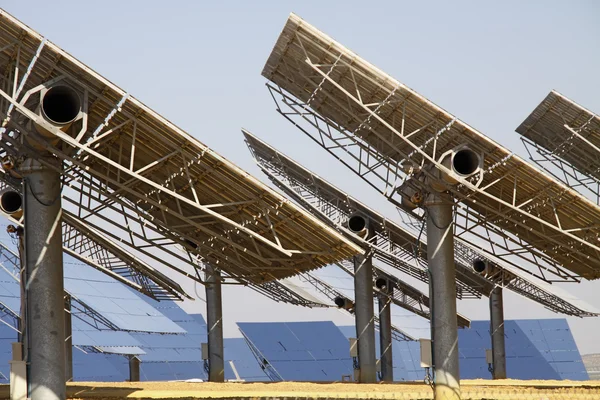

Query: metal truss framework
left=335, top=259, right=471, bottom=328
left=522, top=139, right=600, bottom=205
left=245, top=130, right=488, bottom=299
left=517, top=90, right=600, bottom=205
left=261, top=14, right=600, bottom=283
left=0, top=176, right=190, bottom=301
left=453, top=241, right=598, bottom=317
left=0, top=9, right=362, bottom=287
left=246, top=132, right=598, bottom=317
left=296, top=270, right=415, bottom=341
left=0, top=177, right=327, bottom=310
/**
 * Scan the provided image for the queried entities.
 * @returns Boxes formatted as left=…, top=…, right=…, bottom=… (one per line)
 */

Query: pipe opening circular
left=348, top=215, right=367, bottom=233
left=375, top=278, right=387, bottom=289
left=334, top=297, right=346, bottom=308
left=473, top=259, right=487, bottom=273
left=41, top=86, right=81, bottom=125
left=0, top=191, right=22, bottom=213
left=453, top=149, right=480, bottom=176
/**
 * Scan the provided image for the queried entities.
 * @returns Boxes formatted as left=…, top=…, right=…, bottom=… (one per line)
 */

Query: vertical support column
left=489, top=286, right=506, bottom=379
left=205, top=264, right=224, bottom=382
left=353, top=254, right=377, bottom=383
left=129, top=356, right=140, bottom=382
left=64, top=295, right=73, bottom=383
left=378, top=287, right=393, bottom=382
left=425, top=192, right=460, bottom=400
left=22, top=157, right=65, bottom=400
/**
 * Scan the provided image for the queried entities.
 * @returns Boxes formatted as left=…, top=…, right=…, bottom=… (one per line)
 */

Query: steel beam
left=353, top=254, right=377, bottom=383
left=22, top=157, right=65, bottom=400
left=490, top=286, right=507, bottom=379
left=206, top=264, right=224, bottom=382
left=378, top=288, right=393, bottom=382
left=426, top=192, right=460, bottom=400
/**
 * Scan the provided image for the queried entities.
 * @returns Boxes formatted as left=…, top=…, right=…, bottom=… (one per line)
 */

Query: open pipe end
left=41, top=85, right=81, bottom=126
left=375, top=277, right=388, bottom=290
left=347, top=214, right=369, bottom=238
left=452, top=148, right=481, bottom=177
left=0, top=190, right=22, bottom=216
left=473, top=259, right=487, bottom=274
left=334, top=297, right=353, bottom=310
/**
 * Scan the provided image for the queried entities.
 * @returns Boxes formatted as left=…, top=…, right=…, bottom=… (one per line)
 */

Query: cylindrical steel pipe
left=22, top=157, right=65, bottom=400
left=490, top=286, right=507, bottom=379
left=347, top=214, right=369, bottom=238
left=353, top=254, right=377, bottom=383
left=377, top=289, right=393, bottom=382
left=0, top=189, right=23, bottom=218
left=205, top=264, right=225, bottom=382
left=426, top=192, right=460, bottom=400
left=36, top=85, right=81, bottom=135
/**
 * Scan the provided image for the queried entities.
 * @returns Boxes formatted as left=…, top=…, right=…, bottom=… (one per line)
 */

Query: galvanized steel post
left=22, top=157, right=66, bottom=400
left=490, top=286, right=506, bottom=379
left=353, top=254, right=377, bottom=383
left=378, top=288, right=394, bottom=382
left=205, top=264, right=225, bottom=382
left=426, top=192, right=460, bottom=400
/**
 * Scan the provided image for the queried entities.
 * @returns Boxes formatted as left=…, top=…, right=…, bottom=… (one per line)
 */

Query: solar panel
left=0, top=322, right=17, bottom=382
left=517, top=91, right=600, bottom=203
left=237, top=321, right=353, bottom=382
left=341, top=319, right=589, bottom=381
left=64, top=261, right=185, bottom=333
left=246, top=130, right=598, bottom=317
left=0, top=9, right=362, bottom=284
left=458, top=319, right=588, bottom=380
left=262, top=14, right=600, bottom=282
left=224, top=338, right=269, bottom=381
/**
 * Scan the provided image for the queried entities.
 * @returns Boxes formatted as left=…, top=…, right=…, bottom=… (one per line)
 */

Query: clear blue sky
left=3, top=1, right=600, bottom=353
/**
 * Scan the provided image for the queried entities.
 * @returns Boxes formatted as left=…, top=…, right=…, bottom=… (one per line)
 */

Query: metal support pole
left=426, top=192, right=460, bottom=400
left=378, top=288, right=394, bottom=382
left=490, top=286, right=506, bottom=379
left=22, top=157, right=65, bottom=400
left=353, top=254, right=377, bottom=383
left=128, top=356, right=140, bottom=382
left=64, top=295, right=73, bottom=383
left=205, top=264, right=224, bottom=382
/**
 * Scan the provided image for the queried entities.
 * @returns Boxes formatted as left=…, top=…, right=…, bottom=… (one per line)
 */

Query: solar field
left=0, top=4, right=598, bottom=400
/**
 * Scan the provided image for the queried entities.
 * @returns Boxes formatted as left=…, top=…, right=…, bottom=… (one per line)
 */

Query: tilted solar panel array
left=340, top=319, right=588, bottom=381
left=237, top=321, right=353, bottom=382
left=337, top=325, right=423, bottom=381
left=459, top=320, right=588, bottom=381
left=0, top=234, right=266, bottom=382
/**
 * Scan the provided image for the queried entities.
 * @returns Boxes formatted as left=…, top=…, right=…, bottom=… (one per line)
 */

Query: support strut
left=205, top=264, right=224, bottom=382
left=426, top=192, right=460, bottom=400
left=378, top=287, right=394, bottom=382
left=353, top=254, right=377, bottom=383
left=490, top=286, right=506, bottom=379
left=22, top=157, right=66, bottom=400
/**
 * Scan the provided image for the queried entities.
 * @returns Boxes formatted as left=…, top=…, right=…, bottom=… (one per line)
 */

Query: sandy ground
left=1, top=380, right=599, bottom=399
